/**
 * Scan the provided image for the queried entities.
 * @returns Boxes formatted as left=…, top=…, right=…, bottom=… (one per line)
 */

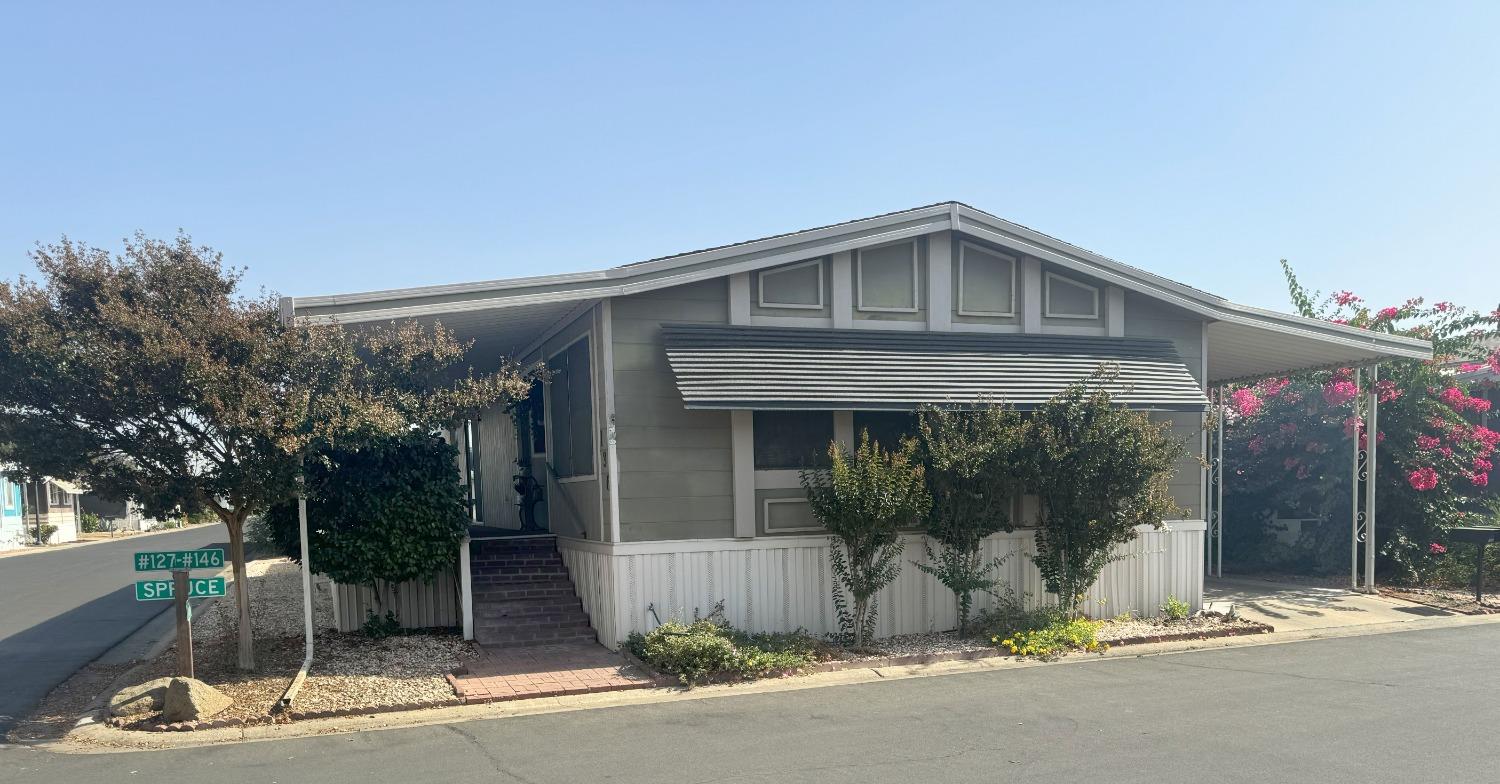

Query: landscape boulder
left=108, top=677, right=174, bottom=717
left=161, top=677, right=233, bottom=722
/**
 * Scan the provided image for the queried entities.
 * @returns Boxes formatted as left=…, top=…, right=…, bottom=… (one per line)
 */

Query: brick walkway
left=449, top=642, right=659, bottom=704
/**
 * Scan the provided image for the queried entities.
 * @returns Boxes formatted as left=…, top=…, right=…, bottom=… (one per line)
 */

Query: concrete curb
left=54, top=611, right=1500, bottom=752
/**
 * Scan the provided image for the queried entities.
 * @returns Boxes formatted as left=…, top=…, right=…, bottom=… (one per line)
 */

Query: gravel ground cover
left=19, top=555, right=473, bottom=735
left=1381, top=586, right=1500, bottom=614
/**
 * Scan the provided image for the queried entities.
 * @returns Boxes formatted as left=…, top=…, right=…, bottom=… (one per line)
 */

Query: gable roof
left=285, top=201, right=1431, bottom=382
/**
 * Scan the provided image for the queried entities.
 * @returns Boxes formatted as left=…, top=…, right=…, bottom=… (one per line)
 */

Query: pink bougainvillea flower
left=1322, top=379, right=1359, bottom=406
left=1229, top=388, right=1262, bottom=418
left=1474, top=472, right=1491, bottom=488
left=1416, top=434, right=1441, bottom=450
left=1256, top=377, right=1291, bottom=397
left=1468, top=397, right=1492, bottom=413
left=1435, top=301, right=1453, bottom=312
left=1440, top=446, right=1454, bottom=458
left=1376, top=306, right=1400, bottom=321
left=1343, top=416, right=1363, bottom=438
left=1440, top=387, right=1466, bottom=407
left=1376, top=379, right=1401, bottom=403
left=1407, top=466, right=1439, bottom=491
left=1333, top=291, right=1361, bottom=306
left=1430, top=542, right=1448, bottom=554
left=1459, top=362, right=1484, bottom=373
left=1248, top=435, right=1267, bottom=455
left=1474, top=456, right=1494, bottom=473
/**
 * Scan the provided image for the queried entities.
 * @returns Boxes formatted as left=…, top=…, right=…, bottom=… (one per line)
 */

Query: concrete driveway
left=0, top=526, right=226, bottom=735
left=1206, top=576, right=1452, bottom=632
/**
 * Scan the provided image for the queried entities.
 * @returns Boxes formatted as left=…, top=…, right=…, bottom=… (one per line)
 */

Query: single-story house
left=1, top=477, right=83, bottom=549
left=285, top=202, right=1430, bottom=648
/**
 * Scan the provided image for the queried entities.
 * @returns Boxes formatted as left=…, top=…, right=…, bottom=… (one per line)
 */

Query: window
left=1044, top=272, right=1100, bottom=319
left=758, top=259, right=824, bottom=309
left=852, top=411, right=918, bottom=452
left=547, top=337, right=595, bottom=478
left=48, top=483, right=69, bottom=507
left=764, top=497, right=822, bottom=533
left=857, top=242, right=918, bottom=312
left=958, top=242, right=1016, bottom=317
left=753, top=411, right=834, bottom=470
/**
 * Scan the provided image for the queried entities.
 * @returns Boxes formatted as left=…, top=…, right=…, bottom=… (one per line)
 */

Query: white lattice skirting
left=558, top=521, right=1205, bottom=650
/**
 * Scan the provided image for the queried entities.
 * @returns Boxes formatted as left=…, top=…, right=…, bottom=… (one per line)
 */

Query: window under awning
left=662, top=324, right=1210, bottom=412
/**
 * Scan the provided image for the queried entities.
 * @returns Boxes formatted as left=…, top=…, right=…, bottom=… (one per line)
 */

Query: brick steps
left=471, top=536, right=597, bottom=648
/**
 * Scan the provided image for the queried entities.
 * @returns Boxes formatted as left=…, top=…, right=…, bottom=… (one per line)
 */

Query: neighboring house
left=0, top=476, right=25, bottom=550
left=79, top=493, right=171, bottom=532
left=286, top=202, right=1430, bottom=647
left=2, top=477, right=83, bottom=549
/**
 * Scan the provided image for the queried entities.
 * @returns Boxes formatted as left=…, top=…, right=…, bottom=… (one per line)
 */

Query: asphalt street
left=4, top=622, right=1499, bottom=783
left=0, top=527, right=226, bottom=735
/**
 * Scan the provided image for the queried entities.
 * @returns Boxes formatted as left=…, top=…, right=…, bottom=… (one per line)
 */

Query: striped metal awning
left=662, top=324, right=1209, bottom=411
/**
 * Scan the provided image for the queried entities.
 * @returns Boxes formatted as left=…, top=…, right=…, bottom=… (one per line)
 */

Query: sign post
left=133, top=547, right=226, bottom=678
left=173, top=570, right=193, bottom=678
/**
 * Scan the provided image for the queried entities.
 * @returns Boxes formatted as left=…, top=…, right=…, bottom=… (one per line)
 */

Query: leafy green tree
left=0, top=234, right=530, bottom=669
left=913, top=403, right=1026, bottom=633
left=1026, top=370, right=1186, bottom=617
left=263, top=433, right=469, bottom=619
left=801, top=432, right=929, bottom=648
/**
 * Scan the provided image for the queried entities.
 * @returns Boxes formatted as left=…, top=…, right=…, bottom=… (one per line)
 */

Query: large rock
left=108, top=677, right=174, bottom=717
left=161, top=677, right=233, bottom=722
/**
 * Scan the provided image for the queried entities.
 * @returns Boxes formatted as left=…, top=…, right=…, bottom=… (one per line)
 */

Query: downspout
left=280, top=473, right=315, bottom=710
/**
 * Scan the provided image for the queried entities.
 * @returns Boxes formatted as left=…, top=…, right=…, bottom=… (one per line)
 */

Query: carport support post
left=1351, top=367, right=1362, bottom=590
left=1215, top=385, right=1224, bottom=578
left=1364, top=365, right=1379, bottom=592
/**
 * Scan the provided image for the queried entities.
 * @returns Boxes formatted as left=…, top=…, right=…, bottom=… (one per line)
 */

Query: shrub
left=265, top=433, right=469, bottom=625
left=990, top=607, right=1107, bottom=659
left=801, top=433, right=928, bottom=648
left=913, top=403, right=1026, bottom=633
left=360, top=609, right=403, bottom=639
left=626, top=606, right=825, bottom=686
left=1025, top=369, right=1186, bottom=617
left=1161, top=594, right=1191, bottom=621
left=22, top=523, right=57, bottom=546
left=79, top=511, right=103, bottom=533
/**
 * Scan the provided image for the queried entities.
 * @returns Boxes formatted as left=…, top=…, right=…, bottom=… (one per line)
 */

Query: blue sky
left=2, top=2, right=1496, bottom=315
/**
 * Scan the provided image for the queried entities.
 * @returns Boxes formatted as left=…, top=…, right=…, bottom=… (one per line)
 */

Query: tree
left=1222, top=263, right=1500, bottom=581
left=263, top=433, right=469, bottom=621
left=1026, top=370, right=1186, bottom=617
left=913, top=403, right=1026, bottom=633
left=0, top=234, right=531, bottom=669
left=801, top=432, right=929, bottom=649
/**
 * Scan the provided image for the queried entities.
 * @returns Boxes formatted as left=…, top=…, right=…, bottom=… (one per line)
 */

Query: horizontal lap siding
left=611, top=282, right=735, bottom=541
left=566, top=525, right=1204, bottom=649
left=333, top=566, right=459, bottom=632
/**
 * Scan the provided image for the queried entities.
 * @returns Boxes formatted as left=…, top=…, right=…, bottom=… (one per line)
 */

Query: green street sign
left=133, top=548, right=225, bottom=572
left=135, top=577, right=226, bottom=601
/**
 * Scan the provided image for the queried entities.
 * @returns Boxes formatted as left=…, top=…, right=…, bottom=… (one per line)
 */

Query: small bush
left=360, top=609, right=402, bottom=639
left=23, top=523, right=58, bottom=545
left=80, top=511, right=103, bottom=533
left=989, top=605, right=1108, bottom=659
left=626, top=607, right=826, bottom=686
left=1161, top=595, right=1191, bottom=621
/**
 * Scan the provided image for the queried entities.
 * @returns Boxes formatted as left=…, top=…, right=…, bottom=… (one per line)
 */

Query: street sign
left=133, top=548, right=225, bottom=571
left=134, top=576, right=227, bottom=601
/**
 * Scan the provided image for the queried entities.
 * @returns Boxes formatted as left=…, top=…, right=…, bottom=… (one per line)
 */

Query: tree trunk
left=220, top=510, right=256, bottom=671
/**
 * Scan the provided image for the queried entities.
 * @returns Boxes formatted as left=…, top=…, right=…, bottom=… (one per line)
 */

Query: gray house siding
left=611, top=279, right=735, bottom=541
left=1125, top=292, right=1207, bottom=517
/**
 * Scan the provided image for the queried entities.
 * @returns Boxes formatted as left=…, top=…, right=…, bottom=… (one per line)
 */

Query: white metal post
left=1364, top=365, right=1379, bottom=591
left=299, top=496, right=313, bottom=662
left=1351, top=367, right=1362, bottom=590
left=1215, top=385, right=1225, bottom=578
